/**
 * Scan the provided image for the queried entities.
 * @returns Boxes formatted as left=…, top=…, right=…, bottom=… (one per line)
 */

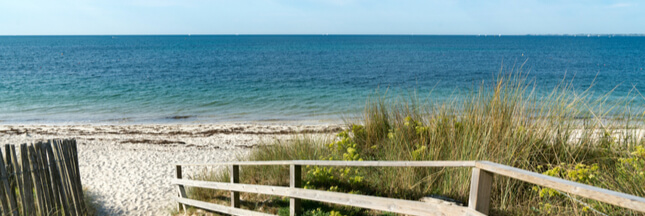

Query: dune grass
left=184, top=68, right=645, bottom=216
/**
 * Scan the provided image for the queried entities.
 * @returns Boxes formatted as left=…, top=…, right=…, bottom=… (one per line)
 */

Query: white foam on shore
left=0, top=124, right=342, bottom=216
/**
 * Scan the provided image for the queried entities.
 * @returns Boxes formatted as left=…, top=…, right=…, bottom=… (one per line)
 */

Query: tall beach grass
left=185, top=67, right=645, bottom=216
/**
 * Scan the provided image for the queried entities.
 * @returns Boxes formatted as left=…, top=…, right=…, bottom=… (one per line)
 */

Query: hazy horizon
left=2, top=34, right=645, bottom=36
left=1, top=0, right=643, bottom=35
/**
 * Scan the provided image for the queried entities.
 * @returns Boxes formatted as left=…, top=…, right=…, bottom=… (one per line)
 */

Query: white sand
left=0, top=124, right=342, bottom=216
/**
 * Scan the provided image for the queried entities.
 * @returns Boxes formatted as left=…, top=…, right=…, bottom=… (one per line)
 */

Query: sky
left=0, top=0, right=643, bottom=35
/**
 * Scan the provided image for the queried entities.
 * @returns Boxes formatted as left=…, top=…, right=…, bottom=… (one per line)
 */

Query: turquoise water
left=1, top=35, right=644, bottom=124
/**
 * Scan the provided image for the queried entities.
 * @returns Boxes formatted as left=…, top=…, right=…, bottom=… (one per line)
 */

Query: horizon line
left=1, top=33, right=645, bottom=37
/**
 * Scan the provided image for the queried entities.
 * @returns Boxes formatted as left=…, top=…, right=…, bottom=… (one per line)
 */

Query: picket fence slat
left=45, top=141, right=64, bottom=216
left=0, top=147, right=19, bottom=216
left=9, top=146, right=27, bottom=216
left=0, top=139, right=85, bottom=216
left=20, top=144, right=36, bottom=216
left=5, top=145, right=20, bottom=216
left=29, top=145, right=46, bottom=215
left=71, top=141, right=84, bottom=206
left=62, top=140, right=82, bottom=215
left=55, top=140, right=76, bottom=216
left=0, top=148, right=15, bottom=216
left=35, top=143, right=53, bottom=215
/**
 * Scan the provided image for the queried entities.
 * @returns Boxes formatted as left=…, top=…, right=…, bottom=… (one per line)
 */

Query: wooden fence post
left=28, top=145, right=47, bottom=215
left=230, top=165, right=240, bottom=208
left=176, top=165, right=187, bottom=212
left=54, top=140, right=77, bottom=216
left=64, top=140, right=82, bottom=216
left=35, top=142, right=54, bottom=214
left=0, top=147, right=7, bottom=216
left=4, top=145, right=19, bottom=216
left=0, top=147, right=19, bottom=216
left=290, top=164, right=301, bottom=216
left=44, top=141, right=64, bottom=216
left=20, top=144, right=36, bottom=216
left=5, top=146, right=20, bottom=216
left=469, top=167, right=493, bottom=215
left=9, top=146, right=26, bottom=216
left=70, top=139, right=85, bottom=212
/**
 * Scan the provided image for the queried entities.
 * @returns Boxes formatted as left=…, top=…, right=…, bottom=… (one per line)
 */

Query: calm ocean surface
left=1, top=35, right=644, bottom=124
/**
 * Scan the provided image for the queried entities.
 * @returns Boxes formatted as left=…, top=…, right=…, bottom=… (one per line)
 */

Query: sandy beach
left=0, top=123, right=343, bottom=215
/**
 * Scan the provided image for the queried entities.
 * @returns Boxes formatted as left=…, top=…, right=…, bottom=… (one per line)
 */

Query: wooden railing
left=171, top=160, right=645, bottom=216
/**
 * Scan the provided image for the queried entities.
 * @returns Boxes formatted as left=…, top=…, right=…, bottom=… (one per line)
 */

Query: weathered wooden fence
left=0, top=139, right=86, bottom=216
left=172, top=160, right=645, bottom=216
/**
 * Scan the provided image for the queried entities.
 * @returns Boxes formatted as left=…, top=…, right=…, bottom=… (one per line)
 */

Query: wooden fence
left=172, top=160, right=645, bottom=216
left=0, top=139, right=86, bottom=216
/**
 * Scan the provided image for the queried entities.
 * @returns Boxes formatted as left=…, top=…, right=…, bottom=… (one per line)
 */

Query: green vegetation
left=185, top=69, right=645, bottom=215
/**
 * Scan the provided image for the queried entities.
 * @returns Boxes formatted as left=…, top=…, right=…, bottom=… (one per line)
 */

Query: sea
left=1, top=35, right=644, bottom=124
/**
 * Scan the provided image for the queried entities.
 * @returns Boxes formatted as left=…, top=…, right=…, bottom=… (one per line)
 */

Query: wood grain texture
left=173, top=160, right=645, bottom=215
left=176, top=160, right=476, bottom=167
left=2, top=146, right=19, bottom=216
left=9, top=146, right=28, bottom=216
left=35, top=143, right=54, bottom=214
left=52, top=141, right=72, bottom=216
left=63, top=140, right=82, bottom=215
left=476, top=161, right=645, bottom=213
left=230, top=165, right=240, bottom=208
left=54, top=140, right=78, bottom=216
left=45, top=142, right=65, bottom=216
left=29, top=145, right=48, bottom=215
left=0, top=140, right=82, bottom=216
left=0, top=147, right=18, bottom=216
left=289, top=164, right=301, bottom=216
left=20, top=144, right=36, bottom=216
left=468, top=168, right=492, bottom=215
left=68, top=140, right=85, bottom=213
left=71, top=140, right=85, bottom=212
left=174, top=197, right=275, bottom=216
left=172, top=179, right=484, bottom=216
left=175, top=165, right=187, bottom=213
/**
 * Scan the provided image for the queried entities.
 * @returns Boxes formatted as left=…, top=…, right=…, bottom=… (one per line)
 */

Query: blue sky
left=0, top=0, right=643, bottom=35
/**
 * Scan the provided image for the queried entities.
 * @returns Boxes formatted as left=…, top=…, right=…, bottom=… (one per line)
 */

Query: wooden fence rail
left=172, top=160, right=645, bottom=216
left=0, top=139, right=86, bottom=216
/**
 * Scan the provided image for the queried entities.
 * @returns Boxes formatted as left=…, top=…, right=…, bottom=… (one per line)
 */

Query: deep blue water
left=1, top=35, right=644, bottom=124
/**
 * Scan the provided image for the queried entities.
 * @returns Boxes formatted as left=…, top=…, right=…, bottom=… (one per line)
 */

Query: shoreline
left=0, top=118, right=347, bottom=126
left=0, top=123, right=344, bottom=215
left=0, top=123, right=345, bottom=135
